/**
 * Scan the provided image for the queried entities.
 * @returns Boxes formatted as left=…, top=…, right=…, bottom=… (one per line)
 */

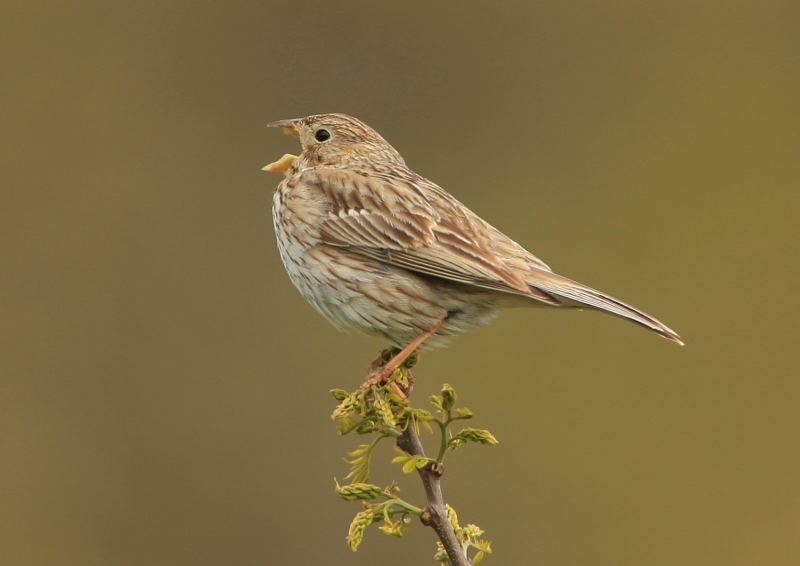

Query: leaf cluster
left=429, top=383, right=498, bottom=464
left=330, top=356, right=414, bottom=437
left=330, top=364, right=497, bottom=564
left=336, top=479, right=420, bottom=551
left=433, top=505, right=493, bottom=565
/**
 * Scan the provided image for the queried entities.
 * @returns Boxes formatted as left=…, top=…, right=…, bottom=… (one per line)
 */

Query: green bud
left=445, top=504, right=461, bottom=531
left=462, top=523, right=485, bottom=538
left=373, top=397, right=396, bottom=428
left=450, top=428, right=499, bottom=449
left=434, top=541, right=448, bottom=564
left=393, top=367, right=410, bottom=388
left=378, top=515, right=410, bottom=538
left=347, top=508, right=376, bottom=551
left=332, top=393, right=360, bottom=422
left=335, top=481, right=383, bottom=501
left=441, top=383, right=456, bottom=411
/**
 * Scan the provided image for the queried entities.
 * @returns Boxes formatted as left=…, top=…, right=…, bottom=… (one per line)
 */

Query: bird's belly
left=273, top=193, right=500, bottom=346
left=275, top=241, right=500, bottom=347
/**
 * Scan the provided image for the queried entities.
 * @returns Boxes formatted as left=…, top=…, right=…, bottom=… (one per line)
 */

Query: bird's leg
left=366, top=349, right=394, bottom=374
left=359, top=317, right=444, bottom=394
left=363, top=348, right=408, bottom=399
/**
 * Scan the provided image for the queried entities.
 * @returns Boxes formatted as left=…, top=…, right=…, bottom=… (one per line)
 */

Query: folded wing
left=303, top=168, right=558, bottom=303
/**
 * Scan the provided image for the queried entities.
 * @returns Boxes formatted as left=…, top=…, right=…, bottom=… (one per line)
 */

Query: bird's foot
left=359, top=348, right=419, bottom=399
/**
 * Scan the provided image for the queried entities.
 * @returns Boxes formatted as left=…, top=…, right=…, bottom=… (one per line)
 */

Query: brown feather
left=307, top=169, right=554, bottom=300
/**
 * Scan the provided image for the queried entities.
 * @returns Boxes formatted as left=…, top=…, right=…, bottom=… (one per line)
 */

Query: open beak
left=266, top=118, right=300, bottom=138
left=263, top=119, right=301, bottom=174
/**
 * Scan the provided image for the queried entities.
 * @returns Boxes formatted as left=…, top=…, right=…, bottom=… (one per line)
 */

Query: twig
left=333, top=360, right=493, bottom=563
left=397, top=425, right=472, bottom=566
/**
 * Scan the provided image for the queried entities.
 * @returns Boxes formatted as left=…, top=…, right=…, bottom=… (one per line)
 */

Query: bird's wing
left=304, top=168, right=558, bottom=303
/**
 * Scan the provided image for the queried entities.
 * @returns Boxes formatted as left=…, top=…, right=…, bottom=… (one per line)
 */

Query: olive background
left=2, top=2, right=799, bottom=565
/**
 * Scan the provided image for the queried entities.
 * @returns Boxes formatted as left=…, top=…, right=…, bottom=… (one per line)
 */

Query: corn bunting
left=264, top=114, right=682, bottom=386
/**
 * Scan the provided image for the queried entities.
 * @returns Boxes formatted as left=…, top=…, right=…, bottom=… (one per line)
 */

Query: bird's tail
left=527, top=269, right=684, bottom=345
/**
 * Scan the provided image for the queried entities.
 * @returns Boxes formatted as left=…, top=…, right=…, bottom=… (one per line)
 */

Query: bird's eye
left=314, top=129, right=331, bottom=142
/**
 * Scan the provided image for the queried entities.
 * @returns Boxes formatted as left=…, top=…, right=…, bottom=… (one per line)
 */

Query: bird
left=263, top=113, right=682, bottom=387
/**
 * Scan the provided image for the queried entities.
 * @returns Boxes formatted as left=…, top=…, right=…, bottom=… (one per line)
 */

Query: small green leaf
left=472, top=538, right=493, bottom=563
left=391, top=447, right=410, bottom=466
left=454, top=407, right=474, bottom=419
left=344, top=456, right=368, bottom=483
left=474, top=539, right=492, bottom=553
left=385, top=391, right=406, bottom=405
left=394, top=453, right=429, bottom=474
left=330, top=388, right=349, bottom=401
left=402, top=458, right=419, bottom=474
left=405, top=407, right=434, bottom=435
left=347, top=444, right=369, bottom=458
left=332, top=392, right=364, bottom=435
left=345, top=437, right=386, bottom=483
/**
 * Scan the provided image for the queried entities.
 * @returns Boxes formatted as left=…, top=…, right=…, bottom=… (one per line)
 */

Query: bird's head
left=263, top=113, right=404, bottom=174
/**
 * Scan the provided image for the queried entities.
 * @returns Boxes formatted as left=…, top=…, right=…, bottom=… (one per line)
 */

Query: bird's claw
left=358, top=356, right=415, bottom=400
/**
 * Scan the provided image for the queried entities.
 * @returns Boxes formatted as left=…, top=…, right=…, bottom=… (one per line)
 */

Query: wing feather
left=302, top=168, right=558, bottom=303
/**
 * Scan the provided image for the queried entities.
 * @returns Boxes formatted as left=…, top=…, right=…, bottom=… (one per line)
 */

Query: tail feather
left=527, top=269, right=684, bottom=345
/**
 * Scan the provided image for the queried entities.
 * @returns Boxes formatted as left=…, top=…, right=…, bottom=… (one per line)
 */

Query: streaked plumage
left=266, top=113, right=682, bottom=352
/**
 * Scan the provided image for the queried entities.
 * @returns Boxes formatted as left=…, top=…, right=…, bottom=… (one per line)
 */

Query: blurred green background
left=2, top=1, right=799, bottom=565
